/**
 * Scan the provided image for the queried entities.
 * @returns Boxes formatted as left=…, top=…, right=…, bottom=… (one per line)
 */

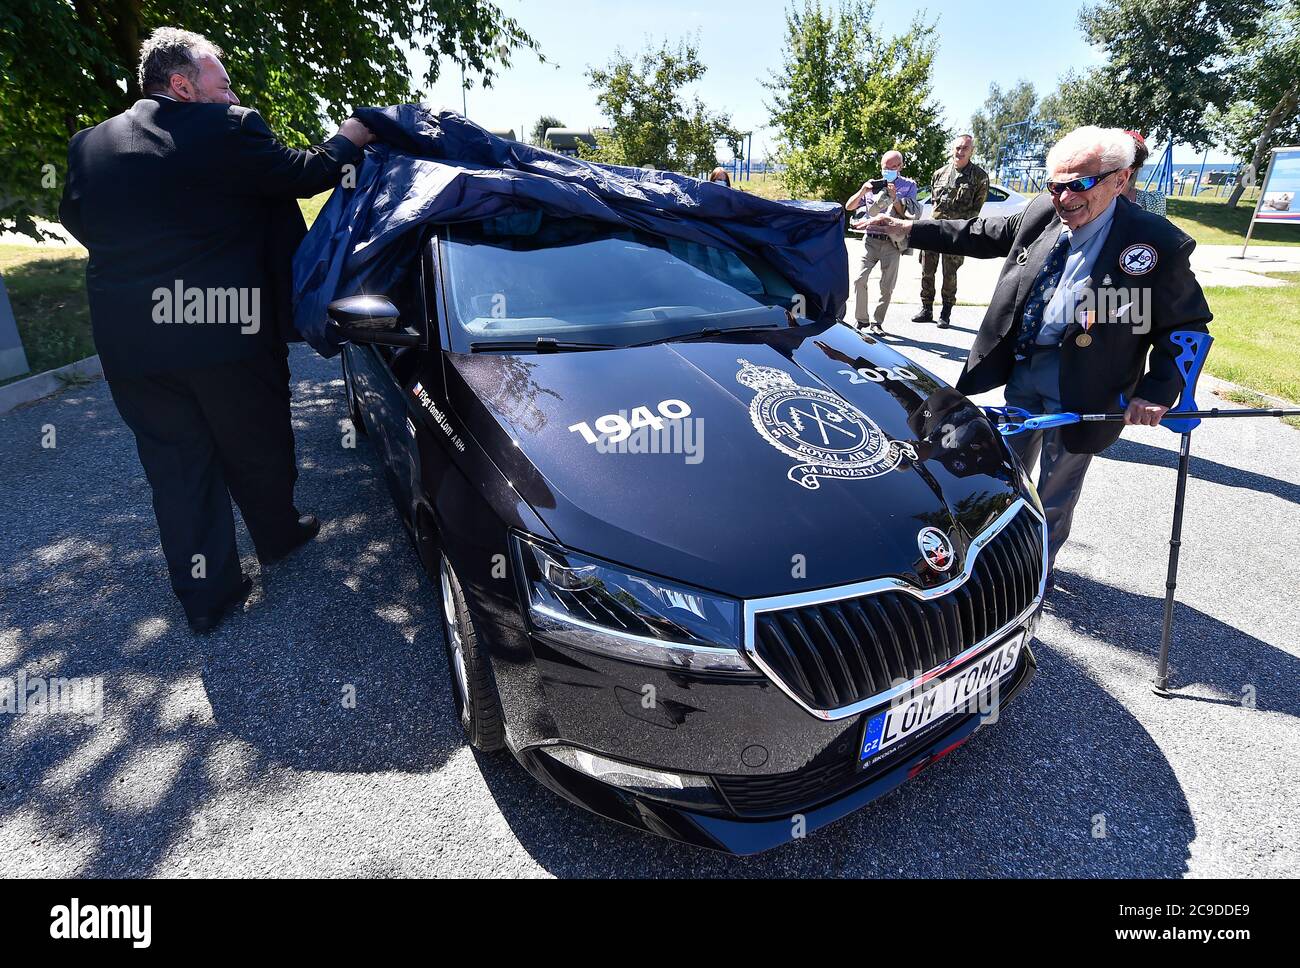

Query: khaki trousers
left=853, top=237, right=901, bottom=326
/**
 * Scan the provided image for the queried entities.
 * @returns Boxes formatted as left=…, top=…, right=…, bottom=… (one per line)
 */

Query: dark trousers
left=107, top=347, right=301, bottom=621
left=1004, top=348, right=1094, bottom=570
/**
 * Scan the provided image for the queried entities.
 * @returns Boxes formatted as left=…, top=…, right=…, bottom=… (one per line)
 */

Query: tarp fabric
left=293, top=106, right=848, bottom=355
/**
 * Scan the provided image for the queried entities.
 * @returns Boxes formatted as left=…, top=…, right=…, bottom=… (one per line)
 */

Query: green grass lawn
left=299, top=192, right=332, bottom=228
left=1167, top=195, right=1300, bottom=248
left=1202, top=272, right=1300, bottom=406
left=0, top=243, right=92, bottom=386
left=733, top=172, right=791, bottom=202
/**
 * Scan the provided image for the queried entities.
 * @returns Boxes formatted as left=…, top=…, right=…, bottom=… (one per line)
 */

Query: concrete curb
left=0, top=355, right=103, bottom=415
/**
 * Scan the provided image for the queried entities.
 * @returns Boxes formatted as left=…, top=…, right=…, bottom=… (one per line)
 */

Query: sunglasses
left=1047, top=169, right=1121, bottom=195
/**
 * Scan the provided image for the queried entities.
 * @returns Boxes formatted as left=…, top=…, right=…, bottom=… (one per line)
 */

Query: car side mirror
left=327, top=295, right=420, bottom=347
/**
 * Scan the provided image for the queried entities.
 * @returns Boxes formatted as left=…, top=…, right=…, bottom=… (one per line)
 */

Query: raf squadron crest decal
left=735, top=359, right=915, bottom=490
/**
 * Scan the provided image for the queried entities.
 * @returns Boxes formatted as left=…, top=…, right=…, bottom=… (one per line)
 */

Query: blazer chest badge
left=1120, top=244, right=1158, bottom=276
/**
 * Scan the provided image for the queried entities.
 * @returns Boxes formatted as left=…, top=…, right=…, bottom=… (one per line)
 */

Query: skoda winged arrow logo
left=918, top=527, right=956, bottom=573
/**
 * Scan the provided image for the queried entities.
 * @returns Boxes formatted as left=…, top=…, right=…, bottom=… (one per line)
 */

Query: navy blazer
left=910, top=194, right=1213, bottom=454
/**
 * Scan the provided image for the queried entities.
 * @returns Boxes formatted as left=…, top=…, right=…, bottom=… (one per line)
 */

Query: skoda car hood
left=448, top=322, right=1026, bottom=599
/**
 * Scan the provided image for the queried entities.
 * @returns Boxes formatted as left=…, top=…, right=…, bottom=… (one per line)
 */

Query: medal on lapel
left=1076, top=309, right=1095, bottom=347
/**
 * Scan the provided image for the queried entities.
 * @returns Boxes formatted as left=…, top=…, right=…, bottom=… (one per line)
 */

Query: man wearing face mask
left=861, top=125, right=1212, bottom=579
left=845, top=150, right=920, bottom=334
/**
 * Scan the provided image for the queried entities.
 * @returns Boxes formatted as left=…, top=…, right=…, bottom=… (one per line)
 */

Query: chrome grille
left=746, top=501, right=1045, bottom=718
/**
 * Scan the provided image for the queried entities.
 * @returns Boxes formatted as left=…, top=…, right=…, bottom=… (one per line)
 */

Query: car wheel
left=341, top=352, right=368, bottom=437
left=438, top=555, right=506, bottom=752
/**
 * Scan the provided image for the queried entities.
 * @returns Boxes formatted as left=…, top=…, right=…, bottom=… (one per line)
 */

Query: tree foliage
left=764, top=0, right=950, bottom=203
left=530, top=115, right=565, bottom=147
left=1212, top=0, right=1300, bottom=205
left=968, top=80, right=1058, bottom=168
left=582, top=37, right=739, bottom=176
left=0, top=0, right=542, bottom=237
left=1043, top=0, right=1297, bottom=206
left=1062, top=0, right=1260, bottom=147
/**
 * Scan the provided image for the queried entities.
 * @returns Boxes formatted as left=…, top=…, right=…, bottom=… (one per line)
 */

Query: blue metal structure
left=993, top=119, right=1058, bottom=193
left=727, top=131, right=754, bottom=182
left=1141, top=143, right=1176, bottom=195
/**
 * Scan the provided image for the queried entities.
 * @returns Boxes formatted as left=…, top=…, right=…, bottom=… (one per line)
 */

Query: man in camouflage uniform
left=914, top=133, right=989, bottom=328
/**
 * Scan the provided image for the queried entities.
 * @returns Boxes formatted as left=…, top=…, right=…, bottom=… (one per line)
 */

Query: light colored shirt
left=868, top=174, right=919, bottom=202
left=1036, top=197, right=1118, bottom=345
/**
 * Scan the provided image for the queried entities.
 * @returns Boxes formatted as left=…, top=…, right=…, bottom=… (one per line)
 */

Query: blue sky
left=411, top=0, right=1232, bottom=164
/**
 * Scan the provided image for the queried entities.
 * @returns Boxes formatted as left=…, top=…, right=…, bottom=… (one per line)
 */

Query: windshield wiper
left=469, top=337, right=617, bottom=353
left=650, top=322, right=780, bottom=345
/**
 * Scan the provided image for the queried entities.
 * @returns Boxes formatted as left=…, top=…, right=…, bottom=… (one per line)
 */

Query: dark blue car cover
left=293, top=106, right=848, bottom=354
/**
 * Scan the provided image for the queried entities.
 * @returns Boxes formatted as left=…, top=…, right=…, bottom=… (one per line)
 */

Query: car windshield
left=438, top=210, right=798, bottom=350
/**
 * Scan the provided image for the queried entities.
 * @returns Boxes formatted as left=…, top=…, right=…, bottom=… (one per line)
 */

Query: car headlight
left=512, top=534, right=752, bottom=673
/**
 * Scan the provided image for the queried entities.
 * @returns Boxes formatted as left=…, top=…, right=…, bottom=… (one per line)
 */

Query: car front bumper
left=504, top=622, right=1038, bottom=855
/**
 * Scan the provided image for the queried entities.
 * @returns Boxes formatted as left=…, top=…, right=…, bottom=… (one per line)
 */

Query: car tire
left=438, top=555, right=506, bottom=753
left=341, top=351, right=368, bottom=437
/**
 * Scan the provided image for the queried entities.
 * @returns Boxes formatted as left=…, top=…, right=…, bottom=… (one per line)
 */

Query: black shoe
left=188, top=575, right=254, bottom=636
left=911, top=307, right=933, bottom=323
left=258, top=514, right=321, bottom=566
left=937, top=305, right=953, bottom=329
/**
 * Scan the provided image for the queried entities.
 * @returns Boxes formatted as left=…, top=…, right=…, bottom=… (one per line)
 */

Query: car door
left=347, top=253, right=434, bottom=527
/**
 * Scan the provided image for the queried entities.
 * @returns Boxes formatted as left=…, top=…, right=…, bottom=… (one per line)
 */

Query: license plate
left=860, top=636, right=1023, bottom=763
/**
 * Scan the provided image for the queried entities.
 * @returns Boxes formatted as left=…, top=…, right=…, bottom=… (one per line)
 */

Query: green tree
left=764, top=0, right=949, bottom=203
left=1037, top=74, right=1094, bottom=136
left=0, top=0, right=542, bottom=239
left=969, top=80, right=1047, bottom=168
left=1071, top=0, right=1260, bottom=146
left=530, top=115, right=565, bottom=147
left=583, top=37, right=740, bottom=176
left=1214, top=0, right=1300, bottom=207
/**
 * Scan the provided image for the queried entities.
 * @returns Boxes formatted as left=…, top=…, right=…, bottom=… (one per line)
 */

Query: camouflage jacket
left=930, top=161, right=989, bottom=220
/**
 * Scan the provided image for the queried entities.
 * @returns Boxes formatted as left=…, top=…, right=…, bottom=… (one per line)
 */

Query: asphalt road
left=2, top=308, right=1298, bottom=878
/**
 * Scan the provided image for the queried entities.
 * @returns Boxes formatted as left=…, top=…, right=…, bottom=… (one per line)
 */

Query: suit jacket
left=909, top=194, right=1213, bottom=454
left=59, top=96, right=362, bottom=380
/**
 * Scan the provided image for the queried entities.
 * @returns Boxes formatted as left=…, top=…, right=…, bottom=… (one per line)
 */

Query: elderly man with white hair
left=862, top=125, right=1212, bottom=582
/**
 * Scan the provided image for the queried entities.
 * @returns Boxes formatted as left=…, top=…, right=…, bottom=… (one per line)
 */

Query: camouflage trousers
left=919, top=250, right=965, bottom=308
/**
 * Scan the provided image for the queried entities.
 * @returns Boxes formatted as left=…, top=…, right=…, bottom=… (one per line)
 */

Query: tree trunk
left=1226, top=80, right=1300, bottom=208
left=107, top=0, right=144, bottom=102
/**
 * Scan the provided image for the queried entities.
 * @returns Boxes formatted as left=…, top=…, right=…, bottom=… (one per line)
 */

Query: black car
left=330, top=208, right=1048, bottom=855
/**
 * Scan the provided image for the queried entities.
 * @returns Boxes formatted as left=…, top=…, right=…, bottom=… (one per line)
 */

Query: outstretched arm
left=856, top=207, right=1026, bottom=260
left=226, top=109, right=374, bottom=199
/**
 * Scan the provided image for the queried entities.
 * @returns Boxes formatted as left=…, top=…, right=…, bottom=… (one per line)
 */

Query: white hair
left=1047, top=126, right=1136, bottom=175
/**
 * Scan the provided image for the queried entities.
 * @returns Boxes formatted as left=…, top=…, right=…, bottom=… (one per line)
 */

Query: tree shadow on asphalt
left=1104, top=437, right=1300, bottom=506
left=476, top=636, right=1195, bottom=877
left=0, top=359, right=463, bottom=877
left=1047, top=572, right=1299, bottom=717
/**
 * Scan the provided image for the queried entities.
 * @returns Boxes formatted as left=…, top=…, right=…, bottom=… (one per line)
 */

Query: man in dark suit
left=863, top=125, right=1212, bottom=576
left=59, top=27, right=374, bottom=633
